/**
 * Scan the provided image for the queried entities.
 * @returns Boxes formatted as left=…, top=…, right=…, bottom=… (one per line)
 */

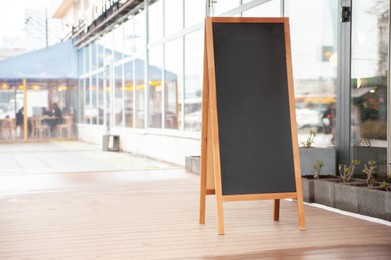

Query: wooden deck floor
left=0, top=169, right=390, bottom=259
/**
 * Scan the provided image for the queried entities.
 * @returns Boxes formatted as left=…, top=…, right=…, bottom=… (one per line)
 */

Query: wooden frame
left=199, top=17, right=306, bottom=235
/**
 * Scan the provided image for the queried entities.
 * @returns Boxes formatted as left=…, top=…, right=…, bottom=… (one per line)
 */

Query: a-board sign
left=199, top=17, right=306, bottom=235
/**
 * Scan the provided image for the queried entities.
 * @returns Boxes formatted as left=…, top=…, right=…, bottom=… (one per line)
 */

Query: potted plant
left=299, top=129, right=336, bottom=176
left=302, top=159, right=329, bottom=203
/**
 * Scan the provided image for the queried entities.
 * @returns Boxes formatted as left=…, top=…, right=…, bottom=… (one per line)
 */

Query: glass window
left=124, top=16, right=135, bottom=58
left=148, top=46, right=163, bottom=128
left=113, top=24, right=124, bottom=61
left=184, top=30, right=203, bottom=132
left=104, top=65, right=111, bottom=130
left=78, top=49, right=84, bottom=75
left=85, top=45, right=90, bottom=72
left=124, top=61, right=134, bottom=127
left=134, top=10, right=146, bottom=53
left=98, top=72, right=104, bottom=125
left=350, top=0, right=389, bottom=175
left=91, top=76, right=98, bottom=125
left=165, top=38, right=183, bottom=130
left=285, top=0, right=337, bottom=147
left=185, top=0, right=205, bottom=27
left=148, top=0, right=163, bottom=43
left=242, top=0, right=281, bottom=17
left=84, top=77, right=91, bottom=124
left=103, top=31, right=113, bottom=60
left=114, top=65, right=123, bottom=127
left=165, top=0, right=183, bottom=36
left=208, top=0, right=240, bottom=16
left=135, top=55, right=145, bottom=128
left=91, top=42, right=98, bottom=70
left=78, top=79, right=85, bottom=124
left=97, top=38, right=105, bottom=68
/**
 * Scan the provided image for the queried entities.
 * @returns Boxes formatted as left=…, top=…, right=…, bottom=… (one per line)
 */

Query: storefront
left=50, top=0, right=391, bottom=172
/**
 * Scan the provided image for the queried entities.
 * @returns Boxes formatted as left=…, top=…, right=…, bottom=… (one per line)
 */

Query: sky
left=0, top=0, right=48, bottom=40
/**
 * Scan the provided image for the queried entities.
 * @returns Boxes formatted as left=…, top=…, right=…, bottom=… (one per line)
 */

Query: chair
left=56, top=115, right=73, bottom=138
left=0, top=118, right=16, bottom=140
left=31, top=116, right=51, bottom=139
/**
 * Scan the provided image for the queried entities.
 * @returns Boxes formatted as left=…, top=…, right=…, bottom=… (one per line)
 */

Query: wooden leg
left=216, top=199, right=224, bottom=235
left=199, top=167, right=207, bottom=224
left=297, top=195, right=306, bottom=231
left=273, top=199, right=280, bottom=221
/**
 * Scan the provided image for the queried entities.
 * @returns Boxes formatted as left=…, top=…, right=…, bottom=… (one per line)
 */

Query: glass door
left=350, top=0, right=389, bottom=176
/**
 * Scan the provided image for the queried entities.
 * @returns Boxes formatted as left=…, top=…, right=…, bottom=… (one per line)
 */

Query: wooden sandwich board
left=199, top=17, right=306, bottom=235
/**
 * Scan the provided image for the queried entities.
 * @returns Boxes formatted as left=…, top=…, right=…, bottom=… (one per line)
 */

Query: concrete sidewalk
left=0, top=141, right=180, bottom=176
left=0, top=141, right=182, bottom=195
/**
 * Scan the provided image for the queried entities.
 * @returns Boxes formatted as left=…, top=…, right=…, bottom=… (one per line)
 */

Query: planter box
left=314, top=178, right=339, bottom=207
left=299, top=147, right=336, bottom=176
left=185, top=156, right=200, bottom=174
left=358, top=187, right=391, bottom=221
left=302, top=175, right=338, bottom=203
left=301, top=177, right=315, bottom=203
left=310, top=177, right=391, bottom=222
left=334, top=179, right=366, bottom=213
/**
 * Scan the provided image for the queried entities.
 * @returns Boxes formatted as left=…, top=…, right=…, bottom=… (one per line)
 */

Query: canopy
left=0, top=40, right=77, bottom=80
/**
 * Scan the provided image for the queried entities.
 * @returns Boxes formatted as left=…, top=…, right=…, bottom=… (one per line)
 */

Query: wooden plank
left=0, top=170, right=391, bottom=260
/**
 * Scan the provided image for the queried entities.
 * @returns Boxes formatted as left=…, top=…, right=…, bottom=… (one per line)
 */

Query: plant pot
left=185, top=155, right=200, bottom=174
left=358, top=186, right=391, bottom=221
left=301, top=177, right=315, bottom=203
left=314, top=178, right=339, bottom=207
left=299, top=147, right=336, bottom=176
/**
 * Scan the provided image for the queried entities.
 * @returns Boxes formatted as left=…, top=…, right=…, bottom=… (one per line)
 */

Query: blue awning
left=0, top=40, right=78, bottom=80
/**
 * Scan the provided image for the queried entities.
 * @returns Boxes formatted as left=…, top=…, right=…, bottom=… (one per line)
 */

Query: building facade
left=50, top=0, right=390, bottom=172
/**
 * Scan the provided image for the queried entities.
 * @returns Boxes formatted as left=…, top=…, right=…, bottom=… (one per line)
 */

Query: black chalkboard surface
left=213, top=22, right=296, bottom=195
left=199, top=17, right=305, bottom=235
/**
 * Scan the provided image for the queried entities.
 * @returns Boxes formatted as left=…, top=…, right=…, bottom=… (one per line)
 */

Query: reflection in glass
left=98, top=72, right=104, bottom=125
left=97, top=38, right=104, bottom=68
left=104, top=65, right=111, bottom=132
left=208, top=0, right=239, bottom=16
left=124, top=62, right=134, bottom=127
left=114, top=65, right=123, bottom=127
left=165, top=38, right=182, bottom=130
left=79, top=79, right=84, bottom=124
left=85, top=77, right=91, bottom=124
left=124, top=17, right=135, bottom=58
left=135, top=56, right=145, bottom=128
left=351, top=0, right=389, bottom=175
left=134, top=10, right=146, bottom=53
left=78, top=49, right=84, bottom=75
left=165, top=0, right=183, bottom=36
left=148, top=46, right=163, bottom=128
left=91, top=43, right=97, bottom=70
left=242, top=0, right=280, bottom=17
left=85, top=45, right=90, bottom=72
left=185, top=0, right=204, bottom=28
left=285, top=0, right=337, bottom=147
left=103, top=32, right=113, bottom=60
left=184, top=30, right=203, bottom=132
left=91, top=76, right=98, bottom=125
left=148, top=1, right=163, bottom=43
left=113, top=24, right=124, bottom=61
